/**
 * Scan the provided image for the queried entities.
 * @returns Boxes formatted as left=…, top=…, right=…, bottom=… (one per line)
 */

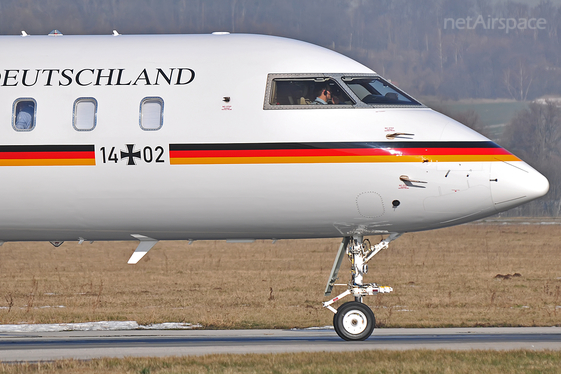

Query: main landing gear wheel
left=333, top=301, right=375, bottom=341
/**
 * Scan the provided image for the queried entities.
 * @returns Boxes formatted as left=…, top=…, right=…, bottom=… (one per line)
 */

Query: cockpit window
left=269, top=78, right=354, bottom=106
left=342, top=77, right=421, bottom=106
left=264, top=74, right=424, bottom=110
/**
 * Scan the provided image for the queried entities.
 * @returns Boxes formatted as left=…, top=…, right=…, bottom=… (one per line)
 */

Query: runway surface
left=1, top=327, right=560, bottom=362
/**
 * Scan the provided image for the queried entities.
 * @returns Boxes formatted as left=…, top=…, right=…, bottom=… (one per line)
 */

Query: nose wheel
left=333, top=301, right=375, bottom=341
left=323, top=234, right=401, bottom=341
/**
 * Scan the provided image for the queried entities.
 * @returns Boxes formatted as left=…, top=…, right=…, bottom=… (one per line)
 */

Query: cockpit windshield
left=342, top=77, right=421, bottom=106
left=270, top=78, right=354, bottom=106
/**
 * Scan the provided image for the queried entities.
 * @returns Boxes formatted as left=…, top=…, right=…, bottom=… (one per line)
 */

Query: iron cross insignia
left=120, top=144, right=141, bottom=165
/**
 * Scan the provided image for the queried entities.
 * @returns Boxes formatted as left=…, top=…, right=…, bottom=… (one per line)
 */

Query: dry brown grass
left=1, top=350, right=561, bottom=374
left=0, top=223, right=560, bottom=328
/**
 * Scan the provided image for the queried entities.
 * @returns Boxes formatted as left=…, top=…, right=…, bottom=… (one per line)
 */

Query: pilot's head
left=316, top=84, right=332, bottom=101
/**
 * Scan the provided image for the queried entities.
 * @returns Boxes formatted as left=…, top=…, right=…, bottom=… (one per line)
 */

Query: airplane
left=0, top=31, right=549, bottom=341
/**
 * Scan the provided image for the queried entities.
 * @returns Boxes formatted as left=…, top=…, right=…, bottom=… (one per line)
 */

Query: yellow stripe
left=170, top=154, right=521, bottom=165
left=0, top=159, right=96, bottom=166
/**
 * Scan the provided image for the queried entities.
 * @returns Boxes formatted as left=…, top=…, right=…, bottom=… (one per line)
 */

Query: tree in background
left=504, top=59, right=534, bottom=102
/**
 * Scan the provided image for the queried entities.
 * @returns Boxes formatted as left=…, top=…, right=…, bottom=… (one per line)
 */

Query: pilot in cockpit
left=312, top=85, right=332, bottom=105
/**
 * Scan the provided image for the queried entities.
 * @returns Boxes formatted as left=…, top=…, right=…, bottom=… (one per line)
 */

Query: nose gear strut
left=322, top=233, right=401, bottom=341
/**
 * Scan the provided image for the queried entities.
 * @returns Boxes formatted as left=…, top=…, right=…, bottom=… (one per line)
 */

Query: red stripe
left=0, top=151, right=95, bottom=160
left=169, top=147, right=513, bottom=159
left=403, top=147, right=512, bottom=156
left=171, top=149, right=385, bottom=158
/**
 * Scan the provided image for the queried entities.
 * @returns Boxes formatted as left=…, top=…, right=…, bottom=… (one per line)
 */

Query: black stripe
left=0, top=145, right=94, bottom=152
left=170, top=141, right=500, bottom=151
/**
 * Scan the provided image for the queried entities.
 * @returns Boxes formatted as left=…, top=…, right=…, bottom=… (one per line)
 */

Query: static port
left=392, top=200, right=400, bottom=207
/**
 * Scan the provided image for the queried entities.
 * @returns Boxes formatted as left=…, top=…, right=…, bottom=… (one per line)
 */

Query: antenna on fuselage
left=113, top=30, right=120, bottom=36
left=48, top=30, right=63, bottom=37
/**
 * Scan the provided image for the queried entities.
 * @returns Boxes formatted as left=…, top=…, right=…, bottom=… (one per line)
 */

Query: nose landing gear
left=322, top=233, right=401, bottom=341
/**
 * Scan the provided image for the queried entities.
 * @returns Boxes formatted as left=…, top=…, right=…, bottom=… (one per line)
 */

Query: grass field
left=1, top=223, right=560, bottom=329
left=1, top=350, right=561, bottom=373
left=1, top=223, right=561, bottom=373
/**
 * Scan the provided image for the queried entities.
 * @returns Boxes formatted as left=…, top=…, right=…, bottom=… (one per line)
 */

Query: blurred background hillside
left=1, top=0, right=560, bottom=215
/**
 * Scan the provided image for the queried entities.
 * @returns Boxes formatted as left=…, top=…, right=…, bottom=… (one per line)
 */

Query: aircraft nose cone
left=490, top=162, right=549, bottom=212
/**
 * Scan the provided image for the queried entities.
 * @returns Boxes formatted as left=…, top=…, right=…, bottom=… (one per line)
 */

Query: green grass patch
left=1, top=350, right=561, bottom=373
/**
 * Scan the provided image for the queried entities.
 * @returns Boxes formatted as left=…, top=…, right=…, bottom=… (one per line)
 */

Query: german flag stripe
left=169, top=141, right=520, bottom=165
left=169, top=147, right=511, bottom=158
left=170, top=141, right=505, bottom=150
left=0, top=145, right=95, bottom=166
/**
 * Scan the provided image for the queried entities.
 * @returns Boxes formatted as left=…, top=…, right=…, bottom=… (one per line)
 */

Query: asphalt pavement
left=1, top=327, right=560, bottom=362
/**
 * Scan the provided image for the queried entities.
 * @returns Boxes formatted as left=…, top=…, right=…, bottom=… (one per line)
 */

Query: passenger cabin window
left=13, top=99, right=36, bottom=131
left=140, top=97, right=163, bottom=130
left=73, top=98, right=97, bottom=131
left=269, top=78, right=353, bottom=106
left=342, top=77, right=421, bottom=106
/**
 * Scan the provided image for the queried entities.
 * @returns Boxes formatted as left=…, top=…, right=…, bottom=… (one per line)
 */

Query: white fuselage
left=0, top=33, right=549, bottom=242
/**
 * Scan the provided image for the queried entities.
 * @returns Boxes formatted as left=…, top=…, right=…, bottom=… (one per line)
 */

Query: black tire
left=333, top=301, right=375, bottom=341
left=333, top=311, right=340, bottom=337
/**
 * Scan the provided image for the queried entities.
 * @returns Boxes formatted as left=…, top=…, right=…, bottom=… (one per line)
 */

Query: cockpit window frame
left=263, top=73, right=425, bottom=110
left=264, top=74, right=356, bottom=110
left=341, top=75, right=424, bottom=108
